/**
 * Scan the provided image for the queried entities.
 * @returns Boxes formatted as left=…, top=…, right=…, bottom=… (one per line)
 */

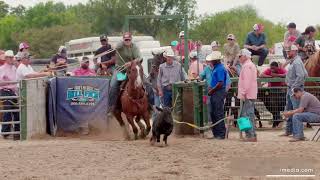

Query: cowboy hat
left=206, top=51, right=223, bottom=61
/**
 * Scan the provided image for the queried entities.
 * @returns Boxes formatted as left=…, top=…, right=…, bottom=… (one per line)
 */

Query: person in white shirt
left=16, top=52, right=50, bottom=81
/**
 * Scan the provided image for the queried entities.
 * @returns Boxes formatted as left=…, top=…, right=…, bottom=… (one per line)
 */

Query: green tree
left=0, top=15, right=23, bottom=50
left=190, top=5, right=286, bottom=48
left=0, top=1, right=9, bottom=18
left=10, top=5, right=26, bottom=16
left=13, top=23, right=94, bottom=58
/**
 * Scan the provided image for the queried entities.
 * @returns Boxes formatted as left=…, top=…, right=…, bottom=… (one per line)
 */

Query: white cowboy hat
left=189, top=51, right=198, bottom=59
left=206, top=51, right=223, bottom=61
left=163, top=50, right=175, bottom=58
left=285, top=44, right=299, bottom=52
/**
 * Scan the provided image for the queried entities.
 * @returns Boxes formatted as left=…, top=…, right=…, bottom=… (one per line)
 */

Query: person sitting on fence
left=188, top=51, right=204, bottom=80
left=244, top=24, right=269, bottom=66
left=283, top=22, right=300, bottom=59
left=210, top=41, right=220, bottom=52
left=157, top=50, right=186, bottom=108
left=207, top=51, right=228, bottom=140
left=50, top=46, right=68, bottom=76
left=260, top=61, right=287, bottom=87
left=224, top=34, right=241, bottom=75
left=94, top=35, right=116, bottom=76
left=72, top=57, right=96, bottom=77
left=0, top=50, right=20, bottom=140
left=238, top=49, right=258, bottom=142
left=283, top=88, right=320, bottom=142
left=280, top=45, right=308, bottom=137
left=295, top=26, right=317, bottom=62
left=16, top=52, right=51, bottom=81
left=175, top=31, right=196, bottom=58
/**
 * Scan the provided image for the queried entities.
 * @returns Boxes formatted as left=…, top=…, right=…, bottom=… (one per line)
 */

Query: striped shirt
left=157, top=61, right=186, bottom=88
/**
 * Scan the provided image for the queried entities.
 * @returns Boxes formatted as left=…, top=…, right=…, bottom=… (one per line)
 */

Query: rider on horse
left=108, top=32, right=154, bottom=113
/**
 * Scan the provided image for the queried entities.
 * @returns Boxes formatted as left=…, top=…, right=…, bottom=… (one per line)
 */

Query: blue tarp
left=47, top=77, right=110, bottom=134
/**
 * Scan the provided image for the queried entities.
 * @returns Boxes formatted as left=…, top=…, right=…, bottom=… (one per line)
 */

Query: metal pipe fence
left=225, top=77, right=320, bottom=124
left=0, top=81, right=22, bottom=140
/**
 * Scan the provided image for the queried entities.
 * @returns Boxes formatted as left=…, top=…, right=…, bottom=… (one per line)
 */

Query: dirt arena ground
left=0, top=118, right=319, bottom=180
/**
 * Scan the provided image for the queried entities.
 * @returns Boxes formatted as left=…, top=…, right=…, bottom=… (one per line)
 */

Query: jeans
left=292, top=112, right=320, bottom=139
left=0, top=89, right=20, bottom=134
left=248, top=48, right=269, bottom=66
left=207, top=97, right=212, bottom=123
left=152, top=95, right=161, bottom=122
left=241, top=99, right=256, bottom=138
left=108, top=71, right=121, bottom=108
left=162, top=88, right=172, bottom=108
left=210, top=89, right=226, bottom=138
left=285, top=89, right=300, bottom=134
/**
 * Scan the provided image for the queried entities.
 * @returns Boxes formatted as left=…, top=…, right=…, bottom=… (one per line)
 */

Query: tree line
left=0, top=1, right=319, bottom=58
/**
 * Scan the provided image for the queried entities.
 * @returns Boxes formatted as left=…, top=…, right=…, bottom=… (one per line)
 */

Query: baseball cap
left=81, top=56, right=90, bottom=63
left=287, top=22, right=296, bottom=29
left=58, top=46, right=66, bottom=54
left=239, top=49, right=252, bottom=58
left=206, top=51, right=223, bottom=61
left=19, top=42, right=30, bottom=51
left=189, top=51, right=198, bottom=59
left=4, top=50, right=14, bottom=57
left=170, top=40, right=178, bottom=46
left=253, top=24, right=264, bottom=31
left=100, top=35, right=107, bottom=41
left=210, top=41, right=219, bottom=47
left=285, top=44, right=298, bottom=52
left=179, top=31, right=184, bottom=37
left=227, top=34, right=235, bottom=40
left=123, top=32, right=132, bottom=39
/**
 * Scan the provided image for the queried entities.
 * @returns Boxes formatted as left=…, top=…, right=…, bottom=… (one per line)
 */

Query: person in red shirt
left=72, top=57, right=96, bottom=77
left=175, top=31, right=196, bottom=59
left=260, top=61, right=287, bottom=87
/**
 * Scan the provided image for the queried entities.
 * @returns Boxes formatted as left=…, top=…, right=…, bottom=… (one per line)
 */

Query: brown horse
left=113, top=60, right=151, bottom=140
left=305, top=51, right=320, bottom=79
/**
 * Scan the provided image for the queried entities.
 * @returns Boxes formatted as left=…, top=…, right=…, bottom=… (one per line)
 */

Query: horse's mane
left=305, top=50, right=320, bottom=69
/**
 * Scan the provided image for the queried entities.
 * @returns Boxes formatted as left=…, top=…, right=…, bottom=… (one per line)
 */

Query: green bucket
left=237, top=117, right=252, bottom=131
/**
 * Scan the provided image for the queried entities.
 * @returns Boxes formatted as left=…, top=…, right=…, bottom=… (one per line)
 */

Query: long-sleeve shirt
left=0, top=63, right=18, bottom=91
left=238, top=60, right=257, bottom=100
left=157, top=61, right=186, bottom=88
left=285, top=55, right=308, bottom=90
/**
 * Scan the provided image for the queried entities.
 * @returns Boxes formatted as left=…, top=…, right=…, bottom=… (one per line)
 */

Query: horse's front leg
left=135, top=116, right=146, bottom=139
left=142, top=111, right=151, bottom=137
left=127, top=115, right=139, bottom=140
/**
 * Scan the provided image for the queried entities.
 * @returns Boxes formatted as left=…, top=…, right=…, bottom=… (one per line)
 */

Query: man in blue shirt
left=206, top=51, right=227, bottom=139
left=200, top=58, right=231, bottom=130
left=244, top=24, right=269, bottom=66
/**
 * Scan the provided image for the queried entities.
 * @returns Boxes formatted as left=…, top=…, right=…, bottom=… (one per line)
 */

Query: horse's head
left=152, top=51, right=166, bottom=68
left=127, top=59, right=144, bottom=88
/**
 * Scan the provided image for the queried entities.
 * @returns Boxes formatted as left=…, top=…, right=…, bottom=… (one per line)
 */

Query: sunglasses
left=227, top=39, right=234, bottom=41
left=124, top=39, right=132, bottom=42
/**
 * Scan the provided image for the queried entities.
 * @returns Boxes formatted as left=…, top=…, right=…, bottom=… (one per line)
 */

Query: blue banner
left=47, top=77, right=110, bottom=133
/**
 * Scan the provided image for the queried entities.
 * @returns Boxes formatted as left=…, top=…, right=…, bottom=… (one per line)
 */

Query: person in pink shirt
left=0, top=51, right=5, bottom=66
left=238, top=49, right=258, bottom=142
left=0, top=50, right=20, bottom=140
left=72, top=57, right=96, bottom=77
left=188, top=51, right=204, bottom=79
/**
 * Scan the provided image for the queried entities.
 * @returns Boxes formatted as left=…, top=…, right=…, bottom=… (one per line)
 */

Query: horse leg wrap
left=137, top=121, right=146, bottom=138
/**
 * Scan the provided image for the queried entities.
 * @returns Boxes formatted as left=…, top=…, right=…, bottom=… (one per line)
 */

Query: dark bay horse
left=113, top=60, right=151, bottom=140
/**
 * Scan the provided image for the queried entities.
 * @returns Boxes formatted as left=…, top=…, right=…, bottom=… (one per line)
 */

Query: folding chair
left=310, top=123, right=320, bottom=142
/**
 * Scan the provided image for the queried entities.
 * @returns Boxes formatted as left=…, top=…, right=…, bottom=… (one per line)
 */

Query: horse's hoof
left=144, top=129, right=150, bottom=136
left=140, top=133, right=146, bottom=139
left=134, top=134, right=139, bottom=140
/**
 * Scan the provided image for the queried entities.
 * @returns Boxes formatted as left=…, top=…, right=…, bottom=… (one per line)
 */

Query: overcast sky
left=4, top=0, right=320, bottom=31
